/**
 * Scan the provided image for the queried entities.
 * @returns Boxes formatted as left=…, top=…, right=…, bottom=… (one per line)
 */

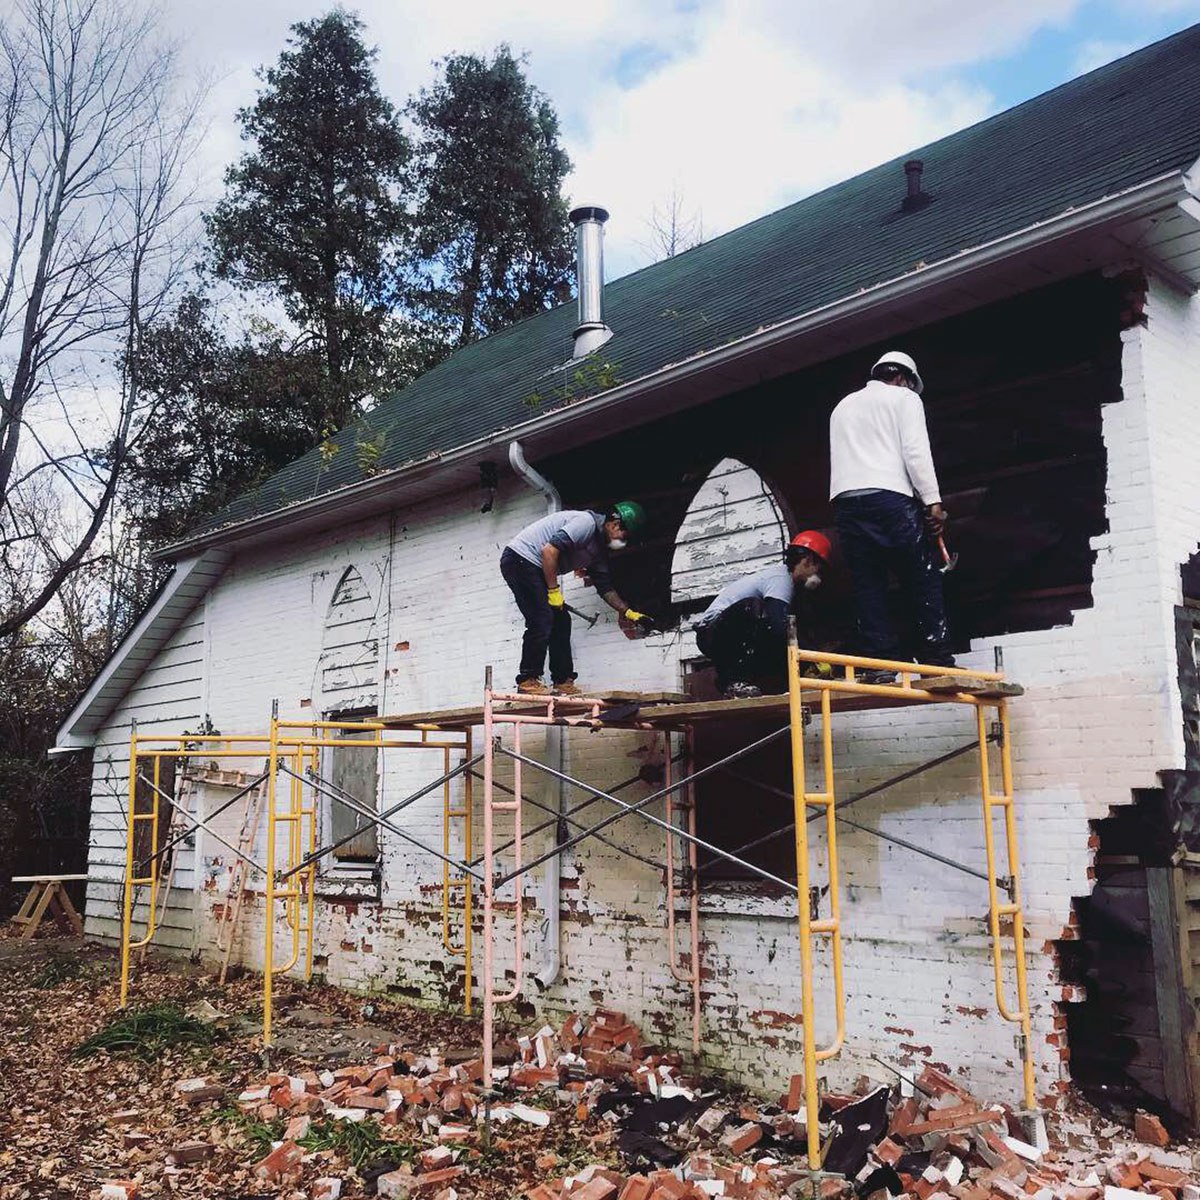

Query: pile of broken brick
left=96, top=1008, right=1198, bottom=1200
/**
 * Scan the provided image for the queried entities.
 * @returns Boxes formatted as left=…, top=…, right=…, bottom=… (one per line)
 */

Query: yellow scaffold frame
left=118, top=716, right=476, bottom=1038
left=119, top=730, right=282, bottom=1006
left=261, top=714, right=475, bottom=1048
left=785, top=643, right=1034, bottom=1168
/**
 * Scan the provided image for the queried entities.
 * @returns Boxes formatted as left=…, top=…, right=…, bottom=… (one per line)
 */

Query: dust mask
left=608, top=537, right=627, bottom=551
left=803, top=574, right=822, bottom=591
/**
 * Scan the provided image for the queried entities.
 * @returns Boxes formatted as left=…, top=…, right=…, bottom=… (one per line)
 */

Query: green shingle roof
left=189, top=24, right=1200, bottom=541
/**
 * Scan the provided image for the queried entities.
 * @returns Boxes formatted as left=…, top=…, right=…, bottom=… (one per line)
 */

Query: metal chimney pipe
left=569, top=203, right=613, bottom=358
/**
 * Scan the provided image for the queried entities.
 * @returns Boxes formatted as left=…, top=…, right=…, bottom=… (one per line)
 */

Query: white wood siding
left=85, top=607, right=208, bottom=948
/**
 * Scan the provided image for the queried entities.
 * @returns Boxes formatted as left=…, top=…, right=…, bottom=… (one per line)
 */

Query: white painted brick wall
left=86, top=271, right=1200, bottom=1108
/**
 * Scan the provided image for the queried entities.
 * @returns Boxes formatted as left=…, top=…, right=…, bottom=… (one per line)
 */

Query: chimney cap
left=569, top=203, right=610, bottom=224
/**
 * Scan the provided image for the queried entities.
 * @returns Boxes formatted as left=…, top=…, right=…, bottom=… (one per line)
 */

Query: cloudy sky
left=171, top=0, right=1200, bottom=279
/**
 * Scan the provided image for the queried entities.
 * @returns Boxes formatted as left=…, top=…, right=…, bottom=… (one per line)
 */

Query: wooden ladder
left=139, top=769, right=199, bottom=962
left=216, top=772, right=269, bottom=984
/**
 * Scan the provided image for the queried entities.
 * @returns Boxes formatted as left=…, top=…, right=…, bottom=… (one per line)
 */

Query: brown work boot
left=517, top=678, right=551, bottom=696
left=553, top=679, right=583, bottom=697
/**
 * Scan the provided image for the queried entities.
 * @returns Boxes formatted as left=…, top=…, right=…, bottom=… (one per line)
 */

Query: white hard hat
left=872, top=350, right=924, bottom=394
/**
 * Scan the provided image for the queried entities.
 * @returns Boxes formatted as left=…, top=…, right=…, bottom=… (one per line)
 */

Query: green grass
left=208, top=1104, right=284, bottom=1156
left=300, top=1118, right=415, bottom=1169
left=73, top=1002, right=218, bottom=1061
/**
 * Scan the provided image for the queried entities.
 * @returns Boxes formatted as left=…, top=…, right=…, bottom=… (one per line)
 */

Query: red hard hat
left=790, top=530, right=831, bottom=562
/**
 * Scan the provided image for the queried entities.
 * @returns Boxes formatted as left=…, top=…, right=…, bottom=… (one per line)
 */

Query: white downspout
left=507, top=441, right=565, bottom=988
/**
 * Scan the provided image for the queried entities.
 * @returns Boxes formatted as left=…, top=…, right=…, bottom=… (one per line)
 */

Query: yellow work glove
left=624, top=609, right=647, bottom=623
left=547, top=586, right=565, bottom=608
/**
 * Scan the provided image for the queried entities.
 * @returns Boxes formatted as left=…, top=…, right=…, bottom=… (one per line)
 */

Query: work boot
left=553, top=680, right=583, bottom=697
left=857, top=668, right=897, bottom=685
left=722, top=681, right=762, bottom=699
left=517, top=678, right=551, bottom=696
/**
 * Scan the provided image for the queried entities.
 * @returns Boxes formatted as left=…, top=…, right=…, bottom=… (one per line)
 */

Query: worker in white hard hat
left=827, top=350, right=953, bottom=683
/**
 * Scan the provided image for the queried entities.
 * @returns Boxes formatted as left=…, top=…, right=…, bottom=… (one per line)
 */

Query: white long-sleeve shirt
left=828, top=379, right=941, bottom=504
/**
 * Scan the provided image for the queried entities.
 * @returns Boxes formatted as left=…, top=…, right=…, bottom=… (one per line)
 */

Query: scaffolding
left=116, top=641, right=1032, bottom=1175
left=118, top=719, right=475, bottom=1034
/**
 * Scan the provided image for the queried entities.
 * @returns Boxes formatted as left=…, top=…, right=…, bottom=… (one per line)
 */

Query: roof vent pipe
left=569, top=203, right=613, bottom=358
left=901, top=160, right=932, bottom=212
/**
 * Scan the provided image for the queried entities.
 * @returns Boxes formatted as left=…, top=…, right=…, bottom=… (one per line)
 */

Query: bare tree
left=0, top=0, right=203, bottom=638
left=643, top=185, right=703, bottom=261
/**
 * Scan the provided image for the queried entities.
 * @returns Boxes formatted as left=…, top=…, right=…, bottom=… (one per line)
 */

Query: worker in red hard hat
left=829, top=350, right=954, bottom=683
left=693, top=531, right=831, bottom=699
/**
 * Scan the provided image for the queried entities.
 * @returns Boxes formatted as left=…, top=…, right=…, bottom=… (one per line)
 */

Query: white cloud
left=1072, top=37, right=1140, bottom=73
left=161, top=0, right=1164, bottom=279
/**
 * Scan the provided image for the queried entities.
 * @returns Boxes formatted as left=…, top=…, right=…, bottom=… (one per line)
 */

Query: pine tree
left=205, top=10, right=410, bottom=429
left=407, top=46, right=574, bottom=350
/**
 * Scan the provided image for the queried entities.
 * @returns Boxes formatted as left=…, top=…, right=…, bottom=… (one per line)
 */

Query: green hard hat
left=612, top=499, right=647, bottom=535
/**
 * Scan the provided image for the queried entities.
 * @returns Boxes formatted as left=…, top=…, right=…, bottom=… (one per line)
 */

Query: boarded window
left=688, top=699, right=797, bottom=885
left=327, top=714, right=380, bottom=863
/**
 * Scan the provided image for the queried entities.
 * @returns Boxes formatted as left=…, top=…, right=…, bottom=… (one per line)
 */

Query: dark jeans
left=500, top=548, right=574, bottom=684
left=695, top=600, right=785, bottom=692
left=834, top=491, right=952, bottom=666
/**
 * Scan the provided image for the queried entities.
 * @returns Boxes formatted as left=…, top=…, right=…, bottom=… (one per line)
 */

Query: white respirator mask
left=608, top=537, right=627, bottom=551
left=803, top=574, right=822, bottom=591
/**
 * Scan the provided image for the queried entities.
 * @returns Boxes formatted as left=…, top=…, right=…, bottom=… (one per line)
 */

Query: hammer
left=938, top=535, right=959, bottom=573
left=564, top=602, right=598, bottom=628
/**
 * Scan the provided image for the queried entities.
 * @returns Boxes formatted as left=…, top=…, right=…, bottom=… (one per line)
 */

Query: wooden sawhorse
left=9, top=875, right=86, bottom=939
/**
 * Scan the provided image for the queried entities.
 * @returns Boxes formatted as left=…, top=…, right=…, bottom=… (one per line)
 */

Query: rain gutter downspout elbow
left=507, top=440, right=565, bottom=989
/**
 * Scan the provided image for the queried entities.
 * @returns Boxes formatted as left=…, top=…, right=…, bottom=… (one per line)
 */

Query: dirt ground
left=0, top=939, right=616, bottom=1199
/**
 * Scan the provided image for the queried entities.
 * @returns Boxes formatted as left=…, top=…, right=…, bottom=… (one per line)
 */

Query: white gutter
left=507, top=442, right=566, bottom=989
left=158, top=169, right=1193, bottom=562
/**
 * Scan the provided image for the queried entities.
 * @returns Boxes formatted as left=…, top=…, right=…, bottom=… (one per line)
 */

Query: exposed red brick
left=1140, top=1163, right=1187, bottom=1188
left=874, top=1138, right=903, bottom=1166
left=719, top=1122, right=762, bottom=1155
left=890, top=1097, right=921, bottom=1136
left=906, top=1107, right=999, bottom=1137
left=165, top=1140, right=213, bottom=1165
left=917, top=1066, right=976, bottom=1103
left=618, top=1177, right=653, bottom=1200
left=283, top=1114, right=311, bottom=1141
left=412, top=1166, right=466, bottom=1191
left=1107, top=1162, right=1144, bottom=1190
left=573, top=1179, right=618, bottom=1200
left=420, top=1146, right=455, bottom=1172
left=1134, top=1111, right=1170, bottom=1147
left=647, top=1173, right=689, bottom=1200
left=254, top=1139, right=303, bottom=1181
left=99, top=1182, right=139, bottom=1200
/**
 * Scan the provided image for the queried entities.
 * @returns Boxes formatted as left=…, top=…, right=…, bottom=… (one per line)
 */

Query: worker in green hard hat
left=501, top=500, right=651, bottom=696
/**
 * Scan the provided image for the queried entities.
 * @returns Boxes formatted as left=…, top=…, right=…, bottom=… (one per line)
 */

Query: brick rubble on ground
left=118, top=1007, right=1198, bottom=1200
